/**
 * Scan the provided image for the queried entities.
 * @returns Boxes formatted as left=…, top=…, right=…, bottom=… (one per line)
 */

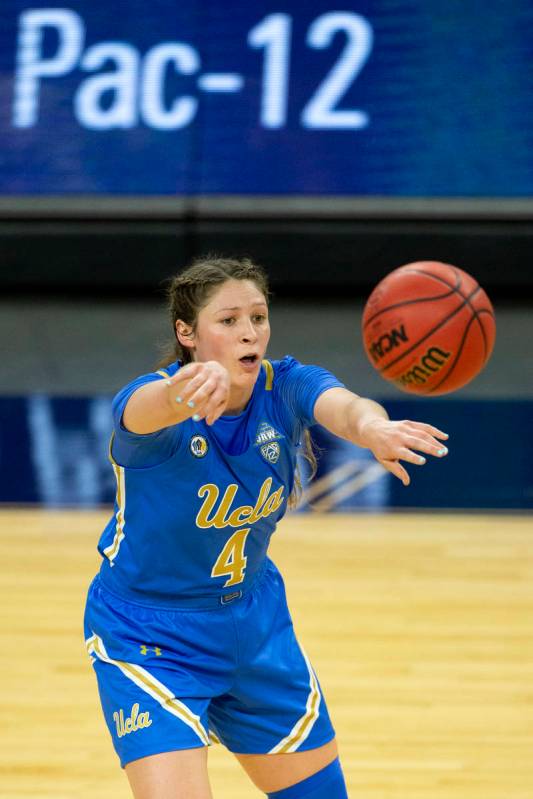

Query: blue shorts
left=83, top=560, right=335, bottom=768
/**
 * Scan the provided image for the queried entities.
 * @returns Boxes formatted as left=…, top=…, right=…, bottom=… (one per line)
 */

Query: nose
left=239, top=317, right=258, bottom=342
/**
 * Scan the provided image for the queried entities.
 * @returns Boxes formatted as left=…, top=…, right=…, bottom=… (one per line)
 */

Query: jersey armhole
left=263, top=358, right=304, bottom=445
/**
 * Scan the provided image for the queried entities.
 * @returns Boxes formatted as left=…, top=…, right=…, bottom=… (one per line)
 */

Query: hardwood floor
left=2, top=509, right=532, bottom=798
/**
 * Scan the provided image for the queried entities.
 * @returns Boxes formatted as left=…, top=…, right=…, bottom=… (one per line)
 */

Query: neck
left=224, top=385, right=254, bottom=416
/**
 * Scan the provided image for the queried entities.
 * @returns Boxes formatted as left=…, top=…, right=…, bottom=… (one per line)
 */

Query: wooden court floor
left=2, top=509, right=532, bottom=799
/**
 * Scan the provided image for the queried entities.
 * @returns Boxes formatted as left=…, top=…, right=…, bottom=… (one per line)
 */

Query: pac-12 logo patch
left=261, top=441, right=280, bottom=464
left=190, top=435, right=208, bottom=458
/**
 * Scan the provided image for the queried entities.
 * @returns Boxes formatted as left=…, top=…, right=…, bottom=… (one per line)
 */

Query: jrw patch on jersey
left=255, top=422, right=283, bottom=464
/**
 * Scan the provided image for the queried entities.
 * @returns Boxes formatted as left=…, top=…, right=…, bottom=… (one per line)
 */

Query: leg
left=210, top=566, right=344, bottom=794
left=235, top=739, right=341, bottom=794
left=125, top=747, right=212, bottom=799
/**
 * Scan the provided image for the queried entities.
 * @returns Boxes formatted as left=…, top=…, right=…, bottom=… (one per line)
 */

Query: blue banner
left=1, top=1, right=533, bottom=196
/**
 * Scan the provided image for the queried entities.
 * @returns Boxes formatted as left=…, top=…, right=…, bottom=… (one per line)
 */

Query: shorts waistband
left=97, top=562, right=270, bottom=611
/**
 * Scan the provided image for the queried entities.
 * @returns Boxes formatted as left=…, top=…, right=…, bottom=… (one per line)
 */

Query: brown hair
left=158, top=255, right=317, bottom=509
left=158, top=255, right=270, bottom=368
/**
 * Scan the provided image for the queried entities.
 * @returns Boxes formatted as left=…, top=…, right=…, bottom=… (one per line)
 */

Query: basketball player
left=84, top=257, right=449, bottom=799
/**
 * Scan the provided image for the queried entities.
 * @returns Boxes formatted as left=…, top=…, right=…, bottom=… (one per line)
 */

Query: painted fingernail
left=175, top=396, right=182, bottom=403
left=438, top=447, right=448, bottom=456
left=187, top=400, right=195, bottom=408
left=192, top=413, right=200, bottom=422
left=418, top=456, right=426, bottom=464
left=165, top=379, right=172, bottom=386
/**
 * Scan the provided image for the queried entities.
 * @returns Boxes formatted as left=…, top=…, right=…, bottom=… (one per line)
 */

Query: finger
left=184, top=376, right=221, bottom=410
left=203, top=385, right=230, bottom=422
left=165, top=362, right=202, bottom=386
left=397, top=447, right=429, bottom=466
left=164, top=363, right=204, bottom=398
left=403, top=435, right=449, bottom=458
left=192, top=385, right=229, bottom=424
left=403, top=421, right=449, bottom=440
left=381, top=458, right=410, bottom=486
left=205, top=397, right=229, bottom=426
left=176, top=368, right=220, bottom=406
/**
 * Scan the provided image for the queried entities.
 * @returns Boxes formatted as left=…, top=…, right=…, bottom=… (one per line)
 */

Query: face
left=177, top=279, right=270, bottom=402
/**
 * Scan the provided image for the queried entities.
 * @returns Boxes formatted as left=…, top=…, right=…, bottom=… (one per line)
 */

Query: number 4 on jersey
left=211, top=528, right=251, bottom=587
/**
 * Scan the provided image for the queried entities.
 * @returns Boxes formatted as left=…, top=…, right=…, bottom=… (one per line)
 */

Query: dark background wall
left=1, top=208, right=533, bottom=298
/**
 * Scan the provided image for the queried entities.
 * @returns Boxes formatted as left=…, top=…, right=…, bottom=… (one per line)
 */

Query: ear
left=175, top=320, right=195, bottom=352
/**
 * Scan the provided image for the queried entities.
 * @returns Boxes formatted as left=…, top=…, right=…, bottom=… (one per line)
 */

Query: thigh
left=208, top=563, right=336, bottom=756
left=235, top=739, right=339, bottom=794
left=126, top=748, right=212, bottom=799
left=84, top=579, right=232, bottom=767
left=87, top=637, right=212, bottom=767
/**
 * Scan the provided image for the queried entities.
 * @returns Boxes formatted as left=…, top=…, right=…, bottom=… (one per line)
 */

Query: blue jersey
left=97, top=356, right=343, bottom=605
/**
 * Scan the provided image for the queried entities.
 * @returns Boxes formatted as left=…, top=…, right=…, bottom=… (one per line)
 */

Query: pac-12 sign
left=3, top=2, right=533, bottom=196
left=12, top=9, right=373, bottom=131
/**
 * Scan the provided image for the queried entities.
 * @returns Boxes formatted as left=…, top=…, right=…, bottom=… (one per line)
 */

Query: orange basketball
left=362, top=261, right=496, bottom=395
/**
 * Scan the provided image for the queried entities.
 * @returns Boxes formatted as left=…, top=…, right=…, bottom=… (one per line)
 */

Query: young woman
left=84, top=257, right=449, bottom=799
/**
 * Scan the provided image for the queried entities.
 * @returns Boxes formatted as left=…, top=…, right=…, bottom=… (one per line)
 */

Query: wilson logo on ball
left=368, top=325, right=409, bottom=363
left=395, top=346, right=451, bottom=388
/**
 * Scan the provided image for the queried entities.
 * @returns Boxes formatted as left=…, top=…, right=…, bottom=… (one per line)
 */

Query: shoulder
left=113, top=361, right=181, bottom=407
left=152, top=362, right=181, bottom=381
left=264, top=355, right=304, bottom=384
left=265, top=355, right=336, bottom=390
left=262, top=355, right=344, bottom=428
left=110, top=362, right=183, bottom=467
left=111, top=361, right=182, bottom=430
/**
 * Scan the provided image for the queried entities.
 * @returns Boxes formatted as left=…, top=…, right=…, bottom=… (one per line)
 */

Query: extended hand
left=358, top=418, right=449, bottom=486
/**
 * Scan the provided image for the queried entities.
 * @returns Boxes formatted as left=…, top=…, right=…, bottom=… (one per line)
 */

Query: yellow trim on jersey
left=105, top=367, right=171, bottom=563
left=108, top=432, right=118, bottom=466
left=103, top=461, right=126, bottom=565
left=262, top=359, right=274, bottom=390
left=268, top=648, right=321, bottom=753
left=86, top=634, right=210, bottom=746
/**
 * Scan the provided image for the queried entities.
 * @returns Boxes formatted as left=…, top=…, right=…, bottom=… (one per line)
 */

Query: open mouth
left=239, top=354, right=258, bottom=365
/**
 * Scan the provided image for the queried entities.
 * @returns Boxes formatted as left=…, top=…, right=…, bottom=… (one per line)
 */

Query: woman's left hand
left=358, top=418, right=449, bottom=486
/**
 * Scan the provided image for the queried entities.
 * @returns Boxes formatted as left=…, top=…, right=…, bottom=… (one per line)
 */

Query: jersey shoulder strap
left=262, top=359, right=274, bottom=391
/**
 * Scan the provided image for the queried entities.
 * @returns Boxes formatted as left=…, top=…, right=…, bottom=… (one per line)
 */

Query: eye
left=221, top=317, right=235, bottom=325
left=253, top=314, right=267, bottom=323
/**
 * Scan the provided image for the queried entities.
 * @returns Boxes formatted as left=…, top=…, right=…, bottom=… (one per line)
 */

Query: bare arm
left=314, top=387, right=449, bottom=486
left=123, top=361, right=230, bottom=434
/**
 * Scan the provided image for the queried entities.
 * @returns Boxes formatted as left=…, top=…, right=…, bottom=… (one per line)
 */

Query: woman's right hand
left=165, top=361, right=231, bottom=426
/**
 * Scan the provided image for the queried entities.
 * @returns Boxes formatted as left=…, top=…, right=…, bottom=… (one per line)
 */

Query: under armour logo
left=140, top=645, right=162, bottom=656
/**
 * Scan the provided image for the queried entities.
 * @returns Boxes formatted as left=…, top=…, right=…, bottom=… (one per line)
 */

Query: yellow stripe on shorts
left=268, top=648, right=321, bottom=753
left=86, top=634, right=209, bottom=746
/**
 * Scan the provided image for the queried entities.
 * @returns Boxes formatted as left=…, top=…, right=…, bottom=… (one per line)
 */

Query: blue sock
left=266, top=757, right=348, bottom=798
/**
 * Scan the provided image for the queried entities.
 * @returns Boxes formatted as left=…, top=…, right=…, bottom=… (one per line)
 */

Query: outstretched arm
left=313, top=387, right=448, bottom=486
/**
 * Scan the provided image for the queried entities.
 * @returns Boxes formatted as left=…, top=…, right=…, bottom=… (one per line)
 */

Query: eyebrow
left=215, top=303, right=268, bottom=312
